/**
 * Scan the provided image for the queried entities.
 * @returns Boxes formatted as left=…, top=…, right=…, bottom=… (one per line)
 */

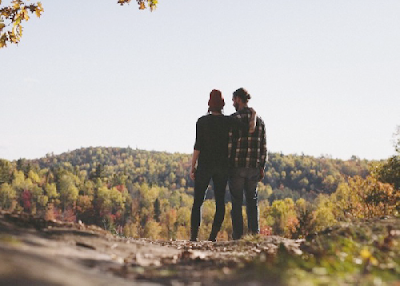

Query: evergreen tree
left=153, top=198, right=161, bottom=222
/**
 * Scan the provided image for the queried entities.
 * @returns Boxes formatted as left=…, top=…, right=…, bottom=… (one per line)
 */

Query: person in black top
left=190, top=89, right=255, bottom=242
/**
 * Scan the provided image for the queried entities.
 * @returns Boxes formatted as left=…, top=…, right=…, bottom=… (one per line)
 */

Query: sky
left=1, top=0, right=399, bottom=161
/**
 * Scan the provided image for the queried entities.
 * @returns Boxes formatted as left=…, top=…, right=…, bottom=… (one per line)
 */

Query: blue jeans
left=190, top=165, right=228, bottom=240
left=229, top=167, right=260, bottom=240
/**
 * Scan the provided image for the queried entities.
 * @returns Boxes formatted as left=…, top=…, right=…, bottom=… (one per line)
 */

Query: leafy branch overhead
left=0, top=0, right=157, bottom=49
left=118, top=0, right=158, bottom=11
left=0, top=0, right=43, bottom=48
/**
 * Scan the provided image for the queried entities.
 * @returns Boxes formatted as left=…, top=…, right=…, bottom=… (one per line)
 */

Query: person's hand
left=259, top=168, right=265, bottom=182
left=249, top=107, right=257, bottom=117
left=190, top=167, right=196, bottom=181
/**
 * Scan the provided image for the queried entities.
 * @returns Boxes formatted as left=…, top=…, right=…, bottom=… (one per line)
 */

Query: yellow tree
left=0, top=159, right=12, bottom=185
left=331, top=182, right=362, bottom=220
left=143, top=220, right=162, bottom=239
left=58, top=174, right=78, bottom=211
left=123, top=220, right=140, bottom=238
left=44, top=183, right=58, bottom=202
left=313, top=194, right=337, bottom=232
left=12, top=170, right=31, bottom=194
left=268, top=198, right=298, bottom=237
left=0, top=183, right=16, bottom=209
left=197, top=200, right=215, bottom=240
left=176, top=206, right=191, bottom=240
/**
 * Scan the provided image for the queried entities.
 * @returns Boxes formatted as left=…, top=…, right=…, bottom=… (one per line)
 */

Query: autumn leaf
left=35, top=2, right=43, bottom=18
left=23, top=10, right=30, bottom=21
left=118, top=0, right=131, bottom=5
left=1, top=0, right=156, bottom=49
left=0, top=35, right=6, bottom=48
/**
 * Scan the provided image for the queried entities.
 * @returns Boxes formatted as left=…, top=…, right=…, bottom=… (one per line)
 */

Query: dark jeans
left=191, top=165, right=228, bottom=240
left=229, top=167, right=260, bottom=240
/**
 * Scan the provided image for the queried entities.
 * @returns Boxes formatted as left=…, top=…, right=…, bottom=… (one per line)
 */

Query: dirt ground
left=0, top=211, right=302, bottom=286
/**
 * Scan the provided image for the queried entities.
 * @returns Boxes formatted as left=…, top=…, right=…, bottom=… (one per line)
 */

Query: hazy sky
left=1, top=0, right=399, bottom=161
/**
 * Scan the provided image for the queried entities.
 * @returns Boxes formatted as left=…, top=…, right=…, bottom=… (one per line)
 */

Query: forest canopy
left=1, top=146, right=398, bottom=240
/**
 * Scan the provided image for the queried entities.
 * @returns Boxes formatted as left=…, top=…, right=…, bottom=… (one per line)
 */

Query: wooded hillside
left=32, top=147, right=371, bottom=196
left=0, top=147, right=398, bottom=241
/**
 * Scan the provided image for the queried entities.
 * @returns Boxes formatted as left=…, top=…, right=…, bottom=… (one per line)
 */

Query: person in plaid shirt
left=228, top=87, right=267, bottom=240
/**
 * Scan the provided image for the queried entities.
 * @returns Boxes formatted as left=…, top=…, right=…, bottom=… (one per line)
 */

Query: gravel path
left=0, top=211, right=301, bottom=285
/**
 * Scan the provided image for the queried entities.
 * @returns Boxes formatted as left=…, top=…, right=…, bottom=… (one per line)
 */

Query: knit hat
left=208, top=89, right=225, bottom=112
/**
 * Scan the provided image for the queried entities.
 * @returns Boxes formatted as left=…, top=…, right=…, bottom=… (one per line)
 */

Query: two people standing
left=190, top=88, right=267, bottom=241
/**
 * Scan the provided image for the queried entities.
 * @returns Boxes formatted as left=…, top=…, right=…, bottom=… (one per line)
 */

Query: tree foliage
left=0, top=0, right=157, bottom=48
left=0, top=146, right=397, bottom=240
left=0, top=0, right=43, bottom=48
left=375, top=127, right=400, bottom=190
left=117, top=0, right=158, bottom=11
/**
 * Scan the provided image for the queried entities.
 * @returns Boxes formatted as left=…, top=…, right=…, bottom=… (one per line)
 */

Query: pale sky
left=1, top=0, right=399, bottom=161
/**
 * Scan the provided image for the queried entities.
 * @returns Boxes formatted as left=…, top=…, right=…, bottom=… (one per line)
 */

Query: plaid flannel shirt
left=228, top=107, right=267, bottom=169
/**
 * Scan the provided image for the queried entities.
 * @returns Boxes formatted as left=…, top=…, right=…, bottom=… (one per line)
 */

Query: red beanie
left=208, top=89, right=225, bottom=112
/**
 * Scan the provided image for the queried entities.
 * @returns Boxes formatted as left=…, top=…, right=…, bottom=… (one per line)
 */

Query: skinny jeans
left=191, top=165, right=228, bottom=236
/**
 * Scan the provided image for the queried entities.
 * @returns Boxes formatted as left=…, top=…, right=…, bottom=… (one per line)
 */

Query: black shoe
left=208, top=229, right=218, bottom=242
left=190, top=228, right=198, bottom=242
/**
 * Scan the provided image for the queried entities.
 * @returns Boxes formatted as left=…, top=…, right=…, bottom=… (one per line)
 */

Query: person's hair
left=233, top=88, right=251, bottom=103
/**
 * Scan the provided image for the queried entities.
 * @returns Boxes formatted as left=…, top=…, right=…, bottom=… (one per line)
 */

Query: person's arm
left=259, top=122, right=267, bottom=181
left=190, top=149, right=200, bottom=180
left=248, top=108, right=256, bottom=133
left=191, top=120, right=202, bottom=181
left=230, top=108, right=256, bottom=134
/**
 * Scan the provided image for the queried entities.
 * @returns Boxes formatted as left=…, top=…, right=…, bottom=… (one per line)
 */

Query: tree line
left=0, top=145, right=398, bottom=240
